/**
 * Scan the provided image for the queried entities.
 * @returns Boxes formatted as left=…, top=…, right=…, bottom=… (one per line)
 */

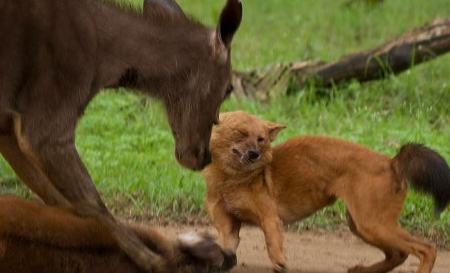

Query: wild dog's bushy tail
left=392, top=143, right=450, bottom=215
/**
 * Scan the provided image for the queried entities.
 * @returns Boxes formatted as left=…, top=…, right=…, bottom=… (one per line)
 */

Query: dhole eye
left=257, top=136, right=265, bottom=143
left=234, top=129, right=248, bottom=138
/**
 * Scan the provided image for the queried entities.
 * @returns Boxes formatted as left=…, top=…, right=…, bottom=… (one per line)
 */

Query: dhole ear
left=143, top=0, right=184, bottom=17
left=216, top=0, right=243, bottom=48
left=218, top=112, right=230, bottom=123
left=266, top=122, right=286, bottom=142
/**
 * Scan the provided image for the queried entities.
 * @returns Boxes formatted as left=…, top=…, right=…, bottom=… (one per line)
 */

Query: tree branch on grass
left=232, top=18, right=450, bottom=100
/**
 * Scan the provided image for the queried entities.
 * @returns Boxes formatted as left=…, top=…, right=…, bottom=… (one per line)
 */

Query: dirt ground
left=167, top=226, right=450, bottom=273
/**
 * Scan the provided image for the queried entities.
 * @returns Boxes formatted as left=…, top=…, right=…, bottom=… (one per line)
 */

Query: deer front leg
left=12, top=112, right=166, bottom=273
left=0, top=134, right=69, bottom=207
left=206, top=199, right=241, bottom=270
left=260, top=215, right=286, bottom=273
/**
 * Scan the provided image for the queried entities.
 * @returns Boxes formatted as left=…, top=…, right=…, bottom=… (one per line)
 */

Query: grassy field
left=1, top=0, right=449, bottom=245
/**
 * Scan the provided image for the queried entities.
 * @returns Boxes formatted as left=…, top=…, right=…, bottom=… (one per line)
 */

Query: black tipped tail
left=392, top=143, right=450, bottom=215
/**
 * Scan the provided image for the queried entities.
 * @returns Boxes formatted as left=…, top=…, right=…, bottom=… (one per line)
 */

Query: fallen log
left=232, top=18, right=450, bottom=100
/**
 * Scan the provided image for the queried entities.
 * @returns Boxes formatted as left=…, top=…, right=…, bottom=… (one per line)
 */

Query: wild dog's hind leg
left=12, top=112, right=166, bottom=272
left=346, top=212, right=408, bottom=273
left=342, top=173, right=436, bottom=273
left=346, top=205, right=436, bottom=273
left=381, top=227, right=436, bottom=273
left=349, top=224, right=435, bottom=273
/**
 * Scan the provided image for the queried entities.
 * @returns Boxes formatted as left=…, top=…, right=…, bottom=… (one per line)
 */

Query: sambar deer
left=0, top=195, right=234, bottom=273
left=0, top=0, right=242, bottom=271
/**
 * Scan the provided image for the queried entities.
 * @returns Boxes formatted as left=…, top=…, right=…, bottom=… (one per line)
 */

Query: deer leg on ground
left=11, top=111, right=167, bottom=272
left=0, top=133, right=69, bottom=207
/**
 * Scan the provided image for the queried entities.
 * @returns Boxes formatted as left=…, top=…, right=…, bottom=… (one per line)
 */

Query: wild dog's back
left=270, top=135, right=392, bottom=222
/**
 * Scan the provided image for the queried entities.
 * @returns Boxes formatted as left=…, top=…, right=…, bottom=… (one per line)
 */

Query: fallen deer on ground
left=0, top=195, right=236, bottom=273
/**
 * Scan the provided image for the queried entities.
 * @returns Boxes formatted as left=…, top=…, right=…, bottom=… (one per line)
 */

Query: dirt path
left=167, top=226, right=450, bottom=273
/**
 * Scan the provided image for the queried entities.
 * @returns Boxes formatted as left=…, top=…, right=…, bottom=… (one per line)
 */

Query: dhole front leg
left=260, top=215, right=286, bottom=273
left=206, top=199, right=240, bottom=268
left=10, top=111, right=166, bottom=272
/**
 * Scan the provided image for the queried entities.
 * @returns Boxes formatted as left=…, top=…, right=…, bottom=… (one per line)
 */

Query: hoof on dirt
left=273, top=264, right=287, bottom=273
left=177, top=232, right=237, bottom=272
left=221, top=250, right=237, bottom=271
left=178, top=232, right=224, bottom=266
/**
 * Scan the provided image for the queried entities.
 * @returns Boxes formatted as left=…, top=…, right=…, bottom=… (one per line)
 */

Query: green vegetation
left=0, top=0, right=449, bottom=245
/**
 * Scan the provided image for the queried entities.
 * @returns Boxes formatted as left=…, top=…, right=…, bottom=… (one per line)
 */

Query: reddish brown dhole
left=203, top=111, right=450, bottom=273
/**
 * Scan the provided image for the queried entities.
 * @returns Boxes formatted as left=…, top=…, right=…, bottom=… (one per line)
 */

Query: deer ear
left=143, top=0, right=184, bottom=17
left=216, top=0, right=243, bottom=48
left=266, top=122, right=286, bottom=142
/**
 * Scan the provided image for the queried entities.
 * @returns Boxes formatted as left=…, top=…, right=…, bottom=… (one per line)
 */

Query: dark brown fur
left=393, top=143, right=450, bottom=214
left=0, top=0, right=242, bottom=271
left=0, top=195, right=236, bottom=273
left=203, top=111, right=450, bottom=273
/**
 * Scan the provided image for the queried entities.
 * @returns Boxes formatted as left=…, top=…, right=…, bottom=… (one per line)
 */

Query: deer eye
left=225, top=84, right=234, bottom=98
left=213, top=109, right=220, bottom=125
left=257, top=136, right=265, bottom=143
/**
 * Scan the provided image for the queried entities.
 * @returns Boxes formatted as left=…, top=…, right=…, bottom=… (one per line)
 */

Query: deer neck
left=90, top=1, right=210, bottom=95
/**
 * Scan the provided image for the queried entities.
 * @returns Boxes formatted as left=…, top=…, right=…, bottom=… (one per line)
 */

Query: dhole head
left=209, top=111, right=285, bottom=173
left=143, top=0, right=243, bottom=171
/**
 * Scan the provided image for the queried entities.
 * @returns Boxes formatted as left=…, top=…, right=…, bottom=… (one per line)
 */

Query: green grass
left=0, top=0, right=449, bottom=246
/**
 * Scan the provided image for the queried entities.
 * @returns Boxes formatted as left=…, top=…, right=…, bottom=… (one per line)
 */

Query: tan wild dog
left=203, top=111, right=450, bottom=273
left=0, top=195, right=236, bottom=273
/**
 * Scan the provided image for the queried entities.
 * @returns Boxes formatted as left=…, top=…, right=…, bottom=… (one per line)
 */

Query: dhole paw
left=273, top=263, right=287, bottom=273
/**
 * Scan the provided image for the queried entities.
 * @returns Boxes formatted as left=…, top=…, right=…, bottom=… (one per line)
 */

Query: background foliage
left=1, top=0, right=449, bottom=245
